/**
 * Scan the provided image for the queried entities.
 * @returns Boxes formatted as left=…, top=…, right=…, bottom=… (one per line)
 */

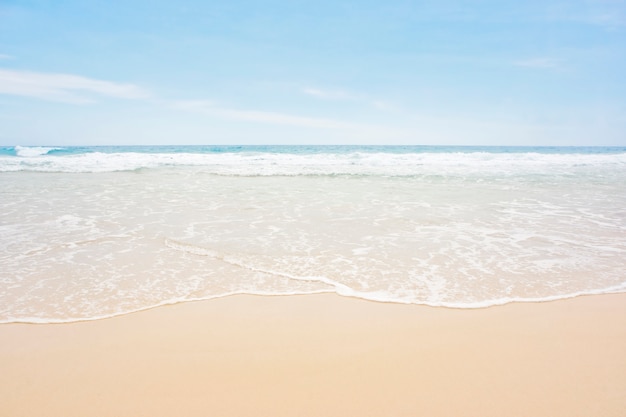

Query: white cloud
left=303, top=86, right=396, bottom=111
left=0, top=54, right=14, bottom=60
left=513, top=57, right=560, bottom=69
left=0, top=69, right=150, bottom=104
left=302, top=87, right=354, bottom=100
left=173, top=100, right=356, bottom=129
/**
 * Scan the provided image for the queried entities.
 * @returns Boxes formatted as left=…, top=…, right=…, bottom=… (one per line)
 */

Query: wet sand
left=1, top=293, right=625, bottom=417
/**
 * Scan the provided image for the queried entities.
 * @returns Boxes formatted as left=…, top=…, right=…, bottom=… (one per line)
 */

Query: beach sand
left=1, top=293, right=625, bottom=417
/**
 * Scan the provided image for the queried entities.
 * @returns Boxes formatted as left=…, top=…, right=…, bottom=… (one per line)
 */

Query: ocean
left=1, top=145, right=625, bottom=323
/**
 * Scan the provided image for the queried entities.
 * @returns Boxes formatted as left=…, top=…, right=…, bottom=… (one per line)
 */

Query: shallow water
left=1, top=146, right=625, bottom=322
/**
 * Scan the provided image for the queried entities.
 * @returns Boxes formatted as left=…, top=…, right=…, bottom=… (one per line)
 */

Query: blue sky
left=0, top=0, right=625, bottom=146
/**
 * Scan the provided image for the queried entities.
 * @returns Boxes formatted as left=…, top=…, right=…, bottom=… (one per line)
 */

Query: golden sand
left=1, top=293, right=625, bottom=417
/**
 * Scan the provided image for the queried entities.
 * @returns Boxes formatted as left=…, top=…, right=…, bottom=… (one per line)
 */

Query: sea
left=1, top=145, right=625, bottom=323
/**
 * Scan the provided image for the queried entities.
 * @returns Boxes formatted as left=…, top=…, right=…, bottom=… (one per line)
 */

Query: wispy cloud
left=302, top=86, right=395, bottom=110
left=0, top=69, right=150, bottom=104
left=173, top=100, right=356, bottom=128
left=0, top=68, right=364, bottom=129
left=513, top=57, right=560, bottom=69
left=0, top=54, right=14, bottom=60
left=302, top=87, right=354, bottom=100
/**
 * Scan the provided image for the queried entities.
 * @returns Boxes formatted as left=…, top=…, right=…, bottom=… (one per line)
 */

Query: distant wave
left=14, top=145, right=64, bottom=157
left=1, top=149, right=625, bottom=175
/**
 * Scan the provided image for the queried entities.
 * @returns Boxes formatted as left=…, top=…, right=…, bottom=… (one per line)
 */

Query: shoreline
left=1, top=292, right=625, bottom=416
left=5, top=287, right=626, bottom=325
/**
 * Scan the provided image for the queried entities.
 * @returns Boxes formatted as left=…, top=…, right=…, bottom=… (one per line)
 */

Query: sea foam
left=1, top=148, right=625, bottom=176
left=1, top=146, right=625, bottom=323
left=13, top=145, right=63, bottom=157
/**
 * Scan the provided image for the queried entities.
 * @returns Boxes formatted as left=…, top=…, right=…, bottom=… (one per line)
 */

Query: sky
left=0, top=0, right=625, bottom=146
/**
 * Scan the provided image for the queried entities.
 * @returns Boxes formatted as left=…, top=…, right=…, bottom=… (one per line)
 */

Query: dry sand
left=1, top=293, right=625, bottom=417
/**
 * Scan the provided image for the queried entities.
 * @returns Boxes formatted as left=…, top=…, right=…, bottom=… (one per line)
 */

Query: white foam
left=0, top=289, right=334, bottom=324
left=2, top=151, right=625, bottom=324
left=4, top=280, right=625, bottom=324
left=1, top=150, right=625, bottom=175
left=14, top=146, right=62, bottom=157
left=164, top=238, right=350, bottom=292
left=161, top=238, right=626, bottom=309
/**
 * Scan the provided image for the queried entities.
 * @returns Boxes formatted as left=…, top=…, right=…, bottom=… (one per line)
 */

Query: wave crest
left=14, top=146, right=63, bottom=157
left=1, top=149, right=625, bottom=175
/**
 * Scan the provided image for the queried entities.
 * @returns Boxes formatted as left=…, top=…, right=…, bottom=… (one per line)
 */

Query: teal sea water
left=1, top=145, right=625, bottom=323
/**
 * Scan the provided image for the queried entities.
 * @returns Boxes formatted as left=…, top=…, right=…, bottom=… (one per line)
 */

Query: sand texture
left=1, top=293, right=625, bottom=417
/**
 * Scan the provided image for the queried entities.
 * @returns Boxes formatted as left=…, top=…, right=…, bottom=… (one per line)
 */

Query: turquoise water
left=1, top=144, right=625, bottom=158
left=1, top=145, right=625, bottom=322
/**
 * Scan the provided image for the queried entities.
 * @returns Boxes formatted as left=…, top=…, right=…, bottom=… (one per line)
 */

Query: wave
left=13, top=145, right=64, bottom=157
left=163, top=238, right=626, bottom=308
left=1, top=149, right=625, bottom=175
left=3, top=282, right=626, bottom=325
left=164, top=238, right=350, bottom=292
